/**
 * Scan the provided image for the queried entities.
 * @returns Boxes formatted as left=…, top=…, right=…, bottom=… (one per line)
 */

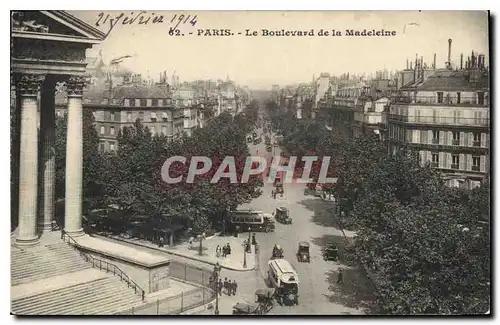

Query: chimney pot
left=460, top=54, right=464, bottom=70
left=447, top=38, right=452, bottom=68
left=433, top=53, right=437, bottom=69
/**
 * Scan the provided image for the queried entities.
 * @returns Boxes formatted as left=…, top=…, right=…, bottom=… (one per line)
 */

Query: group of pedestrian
left=210, top=276, right=238, bottom=296
left=215, top=243, right=232, bottom=258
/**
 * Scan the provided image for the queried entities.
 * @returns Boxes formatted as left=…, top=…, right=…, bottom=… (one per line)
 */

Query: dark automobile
left=297, top=241, right=310, bottom=263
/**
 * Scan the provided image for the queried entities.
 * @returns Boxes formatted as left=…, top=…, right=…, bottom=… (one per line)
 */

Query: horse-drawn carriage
left=271, top=176, right=284, bottom=199
left=271, top=245, right=284, bottom=259
left=232, top=302, right=261, bottom=315
left=255, top=288, right=275, bottom=313
left=232, top=289, right=276, bottom=315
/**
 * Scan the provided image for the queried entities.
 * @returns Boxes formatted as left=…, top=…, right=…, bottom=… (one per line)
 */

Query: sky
left=70, top=11, right=489, bottom=90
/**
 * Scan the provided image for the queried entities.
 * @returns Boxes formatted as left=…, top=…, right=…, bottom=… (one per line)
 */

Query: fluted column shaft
left=64, top=76, right=85, bottom=237
left=39, top=82, right=56, bottom=232
left=16, top=74, right=45, bottom=246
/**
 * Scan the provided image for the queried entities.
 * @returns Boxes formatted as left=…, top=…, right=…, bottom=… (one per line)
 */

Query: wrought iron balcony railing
left=392, top=95, right=489, bottom=106
left=388, top=114, right=490, bottom=127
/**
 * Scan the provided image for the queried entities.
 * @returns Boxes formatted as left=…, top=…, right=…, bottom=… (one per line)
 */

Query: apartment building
left=388, top=50, right=489, bottom=189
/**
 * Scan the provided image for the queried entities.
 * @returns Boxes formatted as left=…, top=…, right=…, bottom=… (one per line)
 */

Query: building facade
left=388, top=52, right=489, bottom=189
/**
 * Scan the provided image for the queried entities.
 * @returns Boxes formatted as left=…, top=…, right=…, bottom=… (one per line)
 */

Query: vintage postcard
left=10, top=10, right=490, bottom=316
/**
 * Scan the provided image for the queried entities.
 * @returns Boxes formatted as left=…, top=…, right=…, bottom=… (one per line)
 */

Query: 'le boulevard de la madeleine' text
left=244, top=29, right=397, bottom=37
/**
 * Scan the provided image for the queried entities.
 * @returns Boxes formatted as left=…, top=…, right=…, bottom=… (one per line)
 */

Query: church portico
left=11, top=11, right=105, bottom=246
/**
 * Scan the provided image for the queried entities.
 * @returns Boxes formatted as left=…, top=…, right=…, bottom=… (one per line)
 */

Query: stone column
left=64, top=76, right=86, bottom=237
left=15, top=74, right=45, bottom=247
left=39, top=79, right=56, bottom=232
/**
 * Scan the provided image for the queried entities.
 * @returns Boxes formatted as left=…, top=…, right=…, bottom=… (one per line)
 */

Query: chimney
left=406, top=59, right=409, bottom=70
left=447, top=38, right=452, bottom=67
left=460, top=53, right=463, bottom=70
left=410, top=62, right=413, bottom=70
left=471, top=51, right=476, bottom=69
left=433, top=53, right=436, bottom=69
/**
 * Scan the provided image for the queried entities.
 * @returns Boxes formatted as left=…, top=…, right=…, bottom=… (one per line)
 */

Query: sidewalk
left=99, top=234, right=256, bottom=271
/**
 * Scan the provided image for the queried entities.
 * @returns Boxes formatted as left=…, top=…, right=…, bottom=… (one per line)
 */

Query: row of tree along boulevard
left=265, top=100, right=490, bottom=315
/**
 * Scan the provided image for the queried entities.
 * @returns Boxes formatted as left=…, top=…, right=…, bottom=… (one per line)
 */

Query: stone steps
left=11, top=242, right=91, bottom=286
left=11, top=276, right=144, bottom=315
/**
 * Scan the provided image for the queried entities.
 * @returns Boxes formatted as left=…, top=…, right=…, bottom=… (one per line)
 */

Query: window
left=437, top=92, right=444, bottom=104
left=151, top=112, right=157, bottom=122
left=152, top=99, right=158, bottom=106
left=431, top=152, right=439, bottom=167
left=140, top=99, right=147, bottom=106
left=451, top=154, right=459, bottom=169
left=473, top=132, right=481, bottom=147
left=139, top=112, right=145, bottom=121
left=477, top=92, right=485, bottom=105
left=109, top=142, right=116, bottom=152
left=452, top=132, right=460, bottom=145
left=99, top=142, right=105, bottom=152
left=453, top=111, right=461, bottom=124
left=110, top=126, right=115, bottom=136
left=127, top=112, right=132, bottom=122
left=100, top=125, right=105, bottom=135
left=472, top=156, right=480, bottom=171
left=162, top=112, right=168, bottom=121
left=161, top=126, right=167, bottom=135
left=456, top=92, right=461, bottom=104
left=432, top=130, right=439, bottom=144
left=110, top=112, right=115, bottom=121
left=129, top=99, right=135, bottom=107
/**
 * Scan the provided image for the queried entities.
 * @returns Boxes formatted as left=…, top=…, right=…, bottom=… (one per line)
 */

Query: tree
left=54, top=109, right=105, bottom=212
left=333, top=133, right=387, bottom=228
left=344, top=150, right=490, bottom=314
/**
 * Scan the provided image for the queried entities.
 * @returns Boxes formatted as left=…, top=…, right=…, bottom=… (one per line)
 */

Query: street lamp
left=243, top=245, right=247, bottom=268
left=198, top=232, right=206, bottom=256
left=213, top=262, right=221, bottom=315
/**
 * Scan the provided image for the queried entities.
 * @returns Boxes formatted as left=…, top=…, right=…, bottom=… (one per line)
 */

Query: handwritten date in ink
left=96, top=11, right=198, bottom=37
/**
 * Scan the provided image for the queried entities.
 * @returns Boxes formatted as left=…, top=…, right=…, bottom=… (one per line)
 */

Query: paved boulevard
left=236, top=126, right=371, bottom=315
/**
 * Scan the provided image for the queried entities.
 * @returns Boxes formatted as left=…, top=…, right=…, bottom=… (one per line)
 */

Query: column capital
left=15, top=74, right=45, bottom=96
left=65, top=76, right=87, bottom=97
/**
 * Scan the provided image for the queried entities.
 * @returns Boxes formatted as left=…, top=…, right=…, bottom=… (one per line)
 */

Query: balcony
left=473, top=140, right=481, bottom=147
left=452, top=139, right=460, bottom=145
left=388, top=114, right=489, bottom=127
left=431, top=162, right=439, bottom=168
left=392, top=95, right=489, bottom=107
left=432, top=138, right=439, bottom=144
left=472, top=165, right=480, bottom=171
left=451, top=163, right=459, bottom=169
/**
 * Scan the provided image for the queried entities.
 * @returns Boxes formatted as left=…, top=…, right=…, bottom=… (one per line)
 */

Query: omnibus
left=267, top=259, right=300, bottom=305
left=226, top=210, right=275, bottom=233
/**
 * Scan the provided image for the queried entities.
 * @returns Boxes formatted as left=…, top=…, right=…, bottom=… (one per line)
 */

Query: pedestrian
left=232, top=280, right=238, bottom=296
left=159, top=236, right=164, bottom=248
left=223, top=277, right=229, bottom=295
left=227, top=243, right=232, bottom=255
left=216, top=245, right=221, bottom=258
left=222, top=245, right=227, bottom=258
left=337, top=268, right=344, bottom=284
left=217, top=279, right=223, bottom=296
